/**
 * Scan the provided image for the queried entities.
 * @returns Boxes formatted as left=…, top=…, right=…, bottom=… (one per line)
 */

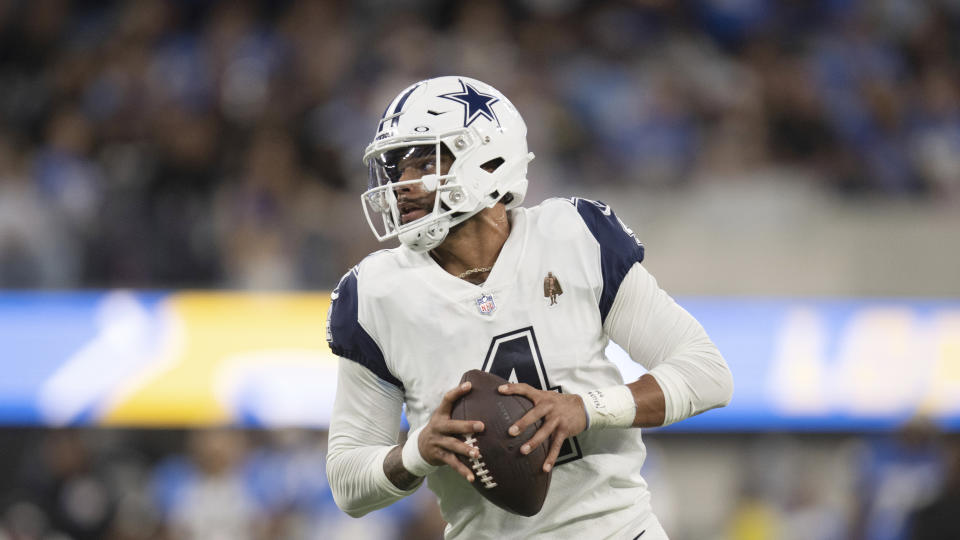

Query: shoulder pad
left=327, top=266, right=402, bottom=389
left=569, top=197, right=645, bottom=322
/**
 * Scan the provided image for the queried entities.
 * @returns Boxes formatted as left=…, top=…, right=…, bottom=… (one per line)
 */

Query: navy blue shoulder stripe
left=569, top=198, right=645, bottom=322
left=326, top=268, right=402, bottom=389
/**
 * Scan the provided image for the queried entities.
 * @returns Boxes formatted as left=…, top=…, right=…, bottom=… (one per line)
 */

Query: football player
left=326, top=76, right=733, bottom=539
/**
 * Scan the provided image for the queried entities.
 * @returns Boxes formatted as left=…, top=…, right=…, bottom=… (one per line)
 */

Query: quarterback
left=325, top=76, right=733, bottom=539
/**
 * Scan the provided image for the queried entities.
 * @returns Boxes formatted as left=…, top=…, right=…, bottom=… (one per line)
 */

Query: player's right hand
left=418, top=381, right=485, bottom=482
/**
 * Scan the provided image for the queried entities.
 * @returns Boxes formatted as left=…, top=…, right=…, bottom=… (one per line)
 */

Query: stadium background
left=1, top=0, right=959, bottom=538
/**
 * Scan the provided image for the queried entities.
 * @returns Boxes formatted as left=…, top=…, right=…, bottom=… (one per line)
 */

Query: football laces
left=463, top=434, right=497, bottom=489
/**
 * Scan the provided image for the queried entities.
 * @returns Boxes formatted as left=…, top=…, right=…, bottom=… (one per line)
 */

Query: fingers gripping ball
left=450, top=370, right=552, bottom=516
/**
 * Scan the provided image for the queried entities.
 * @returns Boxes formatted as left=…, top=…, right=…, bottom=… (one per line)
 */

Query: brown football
left=450, top=369, right=552, bottom=516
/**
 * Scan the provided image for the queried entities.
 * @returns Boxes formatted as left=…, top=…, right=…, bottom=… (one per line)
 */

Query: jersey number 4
left=481, top=327, right=583, bottom=466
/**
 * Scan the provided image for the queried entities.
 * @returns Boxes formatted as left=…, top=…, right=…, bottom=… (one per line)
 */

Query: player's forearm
left=626, top=373, right=667, bottom=427
left=327, top=443, right=418, bottom=517
left=383, top=444, right=423, bottom=490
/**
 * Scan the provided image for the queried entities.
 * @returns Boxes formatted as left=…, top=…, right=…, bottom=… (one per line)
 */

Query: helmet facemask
left=362, top=140, right=470, bottom=252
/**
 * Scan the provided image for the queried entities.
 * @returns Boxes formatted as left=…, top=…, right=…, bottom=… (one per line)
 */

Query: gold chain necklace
left=457, top=267, right=493, bottom=279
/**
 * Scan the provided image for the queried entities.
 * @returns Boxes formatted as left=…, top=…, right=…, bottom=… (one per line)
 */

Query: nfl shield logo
left=476, top=294, right=496, bottom=315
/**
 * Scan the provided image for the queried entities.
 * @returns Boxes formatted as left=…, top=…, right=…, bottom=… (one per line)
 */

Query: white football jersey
left=328, top=197, right=659, bottom=539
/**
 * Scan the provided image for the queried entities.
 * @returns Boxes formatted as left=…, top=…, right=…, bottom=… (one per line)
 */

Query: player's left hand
left=497, top=383, right=587, bottom=473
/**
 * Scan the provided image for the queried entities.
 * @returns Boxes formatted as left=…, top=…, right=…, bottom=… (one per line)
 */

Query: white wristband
left=401, top=425, right=440, bottom=477
left=577, top=385, right=637, bottom=429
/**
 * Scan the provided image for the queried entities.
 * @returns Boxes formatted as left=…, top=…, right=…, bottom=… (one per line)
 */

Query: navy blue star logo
left=439, top=80, right=500, bottom=127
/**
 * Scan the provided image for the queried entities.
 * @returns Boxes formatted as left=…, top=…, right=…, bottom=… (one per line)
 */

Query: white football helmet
left=361, top=76, right=534, bottom=252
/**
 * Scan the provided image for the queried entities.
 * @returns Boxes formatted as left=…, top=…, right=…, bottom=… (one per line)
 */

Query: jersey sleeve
left=326, top=357, right=417, bottom=516
left=327, top=267, right=403, bottom=389
left=603, top=263, right=733, bottom=426
left=571, top=198, right=645, bottom=322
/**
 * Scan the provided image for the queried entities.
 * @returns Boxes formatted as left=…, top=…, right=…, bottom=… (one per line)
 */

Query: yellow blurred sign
left=102, top=292, right=336, bottom=427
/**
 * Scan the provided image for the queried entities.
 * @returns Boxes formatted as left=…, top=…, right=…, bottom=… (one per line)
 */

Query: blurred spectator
left=727, top=435, right=851, bottom=540
left=152, top=428, right=267, bottom=540
left=854, top=418, right=946, bottom=540
left=36, top=431, right=116, bottom=539
left=143, top=428, right=441, bottom=540
left=2, top=430, right=135, bottom=540
left=0, top=133, right=80, bottom=287
left=245, top=429, right=334, bottom=538
left=214, top=129, right=304, bottom=290
left=908, top=439, right=960, bottom=540
left=727, top=486, right=781, bottom=540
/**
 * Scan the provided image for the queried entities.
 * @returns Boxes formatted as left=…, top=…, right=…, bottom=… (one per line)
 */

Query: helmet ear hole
left=480, top=157, right=504, bottom=172
left=440, top=143, right=456, bottom=161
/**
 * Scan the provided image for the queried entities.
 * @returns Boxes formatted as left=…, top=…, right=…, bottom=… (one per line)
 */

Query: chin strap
left=399, top=216, right=451, bottom=252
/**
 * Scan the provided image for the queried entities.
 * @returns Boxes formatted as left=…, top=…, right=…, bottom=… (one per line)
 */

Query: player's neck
left=430, top=204, right=510, bottom=283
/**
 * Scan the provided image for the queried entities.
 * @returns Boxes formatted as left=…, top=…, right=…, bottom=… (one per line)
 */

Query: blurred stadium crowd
left=1, top=0, right=960, bottom=290
left=0, top=427, right=957, bottom=540
left=0, top=428, right=445, bottom=540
